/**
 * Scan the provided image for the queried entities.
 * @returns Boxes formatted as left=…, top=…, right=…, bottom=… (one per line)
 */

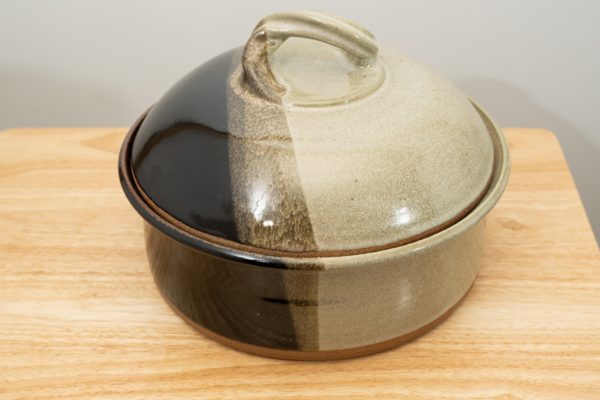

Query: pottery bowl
left=118, top=11, right=510, bottom=360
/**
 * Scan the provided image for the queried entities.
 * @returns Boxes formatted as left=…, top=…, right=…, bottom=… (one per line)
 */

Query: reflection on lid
left=393, top=206, right=415, bottom=227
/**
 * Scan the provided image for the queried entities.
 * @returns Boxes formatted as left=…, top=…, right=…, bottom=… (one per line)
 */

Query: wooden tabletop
left=0, top=128, right=598, bottom=399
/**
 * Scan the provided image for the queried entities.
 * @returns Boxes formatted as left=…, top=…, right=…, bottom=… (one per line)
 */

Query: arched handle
left=242, top=11, right=380, bottom=102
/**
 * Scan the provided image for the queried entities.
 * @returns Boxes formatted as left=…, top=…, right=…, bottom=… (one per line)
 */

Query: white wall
left=1, top=0, right=599, bottom=243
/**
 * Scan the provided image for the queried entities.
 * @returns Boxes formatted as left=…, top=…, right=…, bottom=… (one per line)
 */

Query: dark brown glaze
left=131, top=48, right=241, bottom=242
left=120, top=111, right=293, bottom=267
left=133, top=122, right=237, bottom=239
left=145, top=222, right=308, bottom=350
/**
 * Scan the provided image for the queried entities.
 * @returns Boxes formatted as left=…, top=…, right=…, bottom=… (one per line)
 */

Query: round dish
left=118, top=11, right=510, bottom=360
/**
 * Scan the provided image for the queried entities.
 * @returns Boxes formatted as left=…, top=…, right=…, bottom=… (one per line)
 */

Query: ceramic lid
left=128, top=11, right=495, bottom=255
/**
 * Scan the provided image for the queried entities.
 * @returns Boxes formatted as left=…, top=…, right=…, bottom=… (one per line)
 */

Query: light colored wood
left=0, top=127, right=598, bottom=399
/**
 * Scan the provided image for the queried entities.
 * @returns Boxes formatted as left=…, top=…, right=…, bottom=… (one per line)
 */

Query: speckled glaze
left=118, top=11, right=510, bottom=360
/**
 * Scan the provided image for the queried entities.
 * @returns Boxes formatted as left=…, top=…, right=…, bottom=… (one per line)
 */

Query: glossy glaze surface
left=132, top=49, right=241, bottom=241
left=130, top=40, right=495, bottom=254
left=145, top=223, right=302, bottom=349
left=119, top=11, right=511, bottom=358
left=120, top=96, right=510, bottom=356
left=145, top=217, right=484, bottom=353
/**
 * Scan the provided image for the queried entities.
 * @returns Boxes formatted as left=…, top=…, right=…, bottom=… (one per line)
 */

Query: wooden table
left=0, top=128, right=598, bottom=399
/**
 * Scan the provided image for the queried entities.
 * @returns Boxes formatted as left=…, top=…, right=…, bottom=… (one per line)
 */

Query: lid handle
left=242, top=11, right=379, bottom=102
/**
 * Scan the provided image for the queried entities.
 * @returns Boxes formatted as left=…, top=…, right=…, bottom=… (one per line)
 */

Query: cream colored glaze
left=278, top=45, right=494, bottom=251
left=219, top=11, right=508, bottom=351
left=277, top=104, right=509, bottom=350
left=316, top=219, right=484, bottom=350
left=227, top=68, right=318, bottom=252
left=228, top=37, right=495, bottom=252
left=269, top=37, right=384, bottom=106
left=242, top=11, right=380, bottom=104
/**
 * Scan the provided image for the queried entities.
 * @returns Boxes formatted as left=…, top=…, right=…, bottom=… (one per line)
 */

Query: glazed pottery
left=119, top=11, right=510, bottom=360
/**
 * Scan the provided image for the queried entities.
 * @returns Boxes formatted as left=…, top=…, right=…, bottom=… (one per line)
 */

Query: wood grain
left=0, top=128, right=598, bottom=399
